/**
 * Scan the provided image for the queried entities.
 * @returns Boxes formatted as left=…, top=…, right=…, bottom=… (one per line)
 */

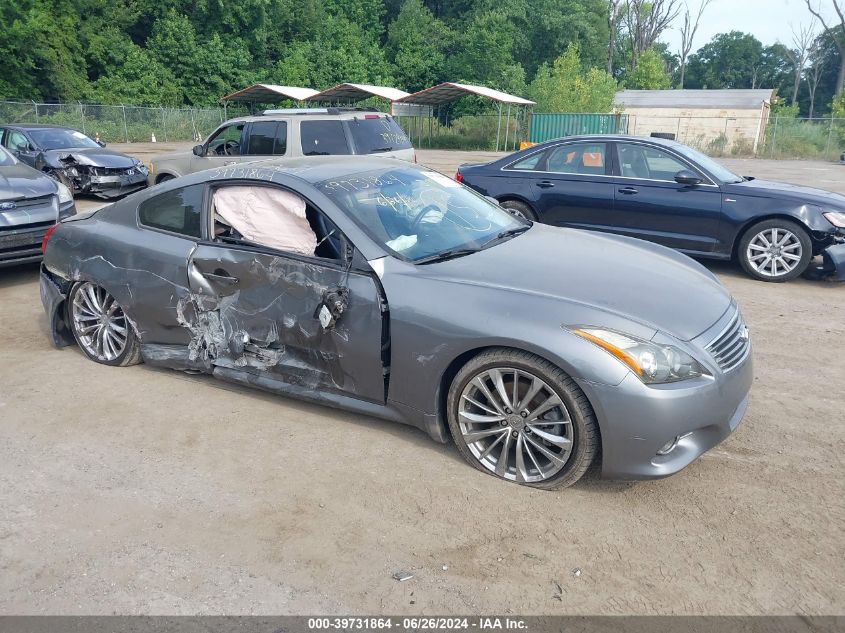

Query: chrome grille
left=706, top=309, right=750, bottom=373
left=0, top=194, right=54, bottom=209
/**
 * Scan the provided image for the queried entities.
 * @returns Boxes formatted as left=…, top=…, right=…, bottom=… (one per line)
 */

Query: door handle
left=618, top=187, right=639, bottom=194
left=202, top=270, right=239, bottom=285
left=536, top=181, right=555, bottom=188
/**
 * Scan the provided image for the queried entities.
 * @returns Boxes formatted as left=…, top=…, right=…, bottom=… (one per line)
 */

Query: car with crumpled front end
left=0, top=146, right=75, bottom=267
left=0, top=124, right=148, bottom=198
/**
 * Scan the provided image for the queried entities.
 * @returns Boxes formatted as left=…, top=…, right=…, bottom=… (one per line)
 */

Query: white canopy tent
left=397, top=83, right=535, bottom=151
left=306, top=83, right=410, bottom=105
left=221, top=84, right=321, bottom=117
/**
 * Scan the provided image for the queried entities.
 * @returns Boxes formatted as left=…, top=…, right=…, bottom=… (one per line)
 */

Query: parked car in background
left=0, top=146, right=75, bottom=267
left=41, top=157, right=751, bottom=488
left=148, top=108, right=414, bottom=184
left=0, top=124, right=148, bottom=199
left=457, top=135, right=845, bottom=282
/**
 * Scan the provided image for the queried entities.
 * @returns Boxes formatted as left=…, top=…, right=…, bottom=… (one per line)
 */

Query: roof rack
left=261, top=107, right=384, bottom=116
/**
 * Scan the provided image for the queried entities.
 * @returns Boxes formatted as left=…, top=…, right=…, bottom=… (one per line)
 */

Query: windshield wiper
left=414, top=248, right=480, bottom=265
left=482, top=224, right=531, bottom=248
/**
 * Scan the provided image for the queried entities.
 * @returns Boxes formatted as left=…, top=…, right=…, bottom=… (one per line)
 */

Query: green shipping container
left=529, top=113, right=629, bottom=143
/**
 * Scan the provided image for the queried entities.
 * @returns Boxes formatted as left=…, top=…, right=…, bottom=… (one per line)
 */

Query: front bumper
left=0, top=222, right=53, bottom=267
left=805, top=242, right=845, bottom=281
left=577, top=323, right=754, bottom=480
left=85, top=170, right=148, bottom=198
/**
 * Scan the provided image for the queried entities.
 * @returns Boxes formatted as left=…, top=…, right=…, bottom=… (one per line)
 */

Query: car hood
left=725, top=178, right=845, bottom=208
left=417, top=224, right=732, bottom=341
left=44, top=147, right=137, bottom=169
left=0, top=162, right=57, bottom=199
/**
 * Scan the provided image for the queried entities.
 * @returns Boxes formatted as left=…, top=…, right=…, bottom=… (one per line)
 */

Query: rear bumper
left=39, top=265, right=74, bottom=347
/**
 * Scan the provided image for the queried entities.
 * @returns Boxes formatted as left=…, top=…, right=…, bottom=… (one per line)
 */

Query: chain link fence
left=0, top=101, right=227, bottom=143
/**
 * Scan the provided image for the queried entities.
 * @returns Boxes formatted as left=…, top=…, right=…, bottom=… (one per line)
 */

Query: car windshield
left=28, top=128, right=100, bottom=151
left=0, top=146, right=15, bottom=166
left=673, top=144, right=743, bottom=183
left=317, top=167, right=527, bottom=263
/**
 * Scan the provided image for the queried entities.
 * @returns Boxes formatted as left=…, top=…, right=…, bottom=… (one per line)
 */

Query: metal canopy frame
left=397, top=83, right=535, bottom=151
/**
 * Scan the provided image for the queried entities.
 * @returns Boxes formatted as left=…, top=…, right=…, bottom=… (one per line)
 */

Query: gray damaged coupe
left=40, top=158, right=753, bottom=488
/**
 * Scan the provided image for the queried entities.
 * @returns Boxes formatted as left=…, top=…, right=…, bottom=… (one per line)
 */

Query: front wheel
left=738, top=219, right=812, bottom=282
left=447, top=349, right=598, bottom=489
left=499, top=200, right=537, bottom=221
left=68, top=281, right=142, bottom=366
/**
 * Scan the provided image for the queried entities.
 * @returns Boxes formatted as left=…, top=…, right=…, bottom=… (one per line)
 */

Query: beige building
left=614, top=89, right=774, bottom=155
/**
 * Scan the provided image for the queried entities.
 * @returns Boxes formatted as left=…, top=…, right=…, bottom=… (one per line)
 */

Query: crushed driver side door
left=183, top=242, right=388, bottom=403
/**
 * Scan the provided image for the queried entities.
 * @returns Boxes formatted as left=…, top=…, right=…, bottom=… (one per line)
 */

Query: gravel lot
left=1, top=147, right=843, bottom=615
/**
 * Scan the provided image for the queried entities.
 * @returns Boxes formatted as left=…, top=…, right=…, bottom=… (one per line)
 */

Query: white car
left=149, top=108, right=415, bottom=184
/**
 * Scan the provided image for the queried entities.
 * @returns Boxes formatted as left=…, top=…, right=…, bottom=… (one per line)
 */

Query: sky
left=660, top=0, right=838, bottom=54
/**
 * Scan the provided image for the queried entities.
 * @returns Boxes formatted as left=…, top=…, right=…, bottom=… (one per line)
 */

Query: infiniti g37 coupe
left=40, top=158, right=752, bottom=488
left=457, top=135, right=845, bottom=282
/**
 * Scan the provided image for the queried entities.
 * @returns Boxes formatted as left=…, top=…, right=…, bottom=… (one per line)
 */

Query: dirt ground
left=1, top=147, right=843, bottom=616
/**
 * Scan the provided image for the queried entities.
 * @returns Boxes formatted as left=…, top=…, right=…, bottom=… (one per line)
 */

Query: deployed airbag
left=213, top=186, right=317, bottom=255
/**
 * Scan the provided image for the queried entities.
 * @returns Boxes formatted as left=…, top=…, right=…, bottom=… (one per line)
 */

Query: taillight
left=41, top=224, right=58, bottom=253
left=455, top=171, right=463, bottom=183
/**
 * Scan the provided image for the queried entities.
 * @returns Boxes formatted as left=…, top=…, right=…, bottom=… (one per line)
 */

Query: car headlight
left=572, top=327, right=708, bottom=384
left=133, top=160, right=149, bottom=175
left=56, top=182, right=73, bottom=204
left=823, top=211, right=845, bottom=228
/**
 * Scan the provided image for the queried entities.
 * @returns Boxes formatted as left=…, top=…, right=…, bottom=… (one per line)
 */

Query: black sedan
left=0, top=146, right=75, bottom=267
left=0, top=124, right=148, bottom=198
left=457, top=135, right=845, bottom=282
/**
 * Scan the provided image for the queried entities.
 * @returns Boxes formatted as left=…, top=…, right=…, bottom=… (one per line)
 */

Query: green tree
left=685, top=32, right=765, bottom=89
left=385, top=0, right=451, bottom=91
left=626, top=48, right=670, bottom=89
left=529, top=43, right=618, bottom=112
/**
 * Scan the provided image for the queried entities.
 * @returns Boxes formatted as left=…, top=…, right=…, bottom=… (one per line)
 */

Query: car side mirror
left=192, top=144, right=205, bottom=157
left=15, top=142, right=28, bottom=154
left=674, top=169, right=702, bottom=186
left=97, top=140, right=106, bottom=147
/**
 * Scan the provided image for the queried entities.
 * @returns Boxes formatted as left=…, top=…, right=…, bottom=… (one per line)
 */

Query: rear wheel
left=499, top=200, right=537, bottom=221
left=447, top=349, right=598, bottom=489
left=738, top=219, right=812, bottom=282
left=68, top=282, right=141, bottom=366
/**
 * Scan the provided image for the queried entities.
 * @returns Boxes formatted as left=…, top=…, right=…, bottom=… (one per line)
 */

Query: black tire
left=45, top=169, right=74, bottom=193
left=67, top=282, right=142, bottom=367
left=499, top=199, right=538, bottom=221
left=737, top=219, right=812, bottom=282
left=156, top=174, right=175, bottom=184
left=447, top=348, right=598, bottom=489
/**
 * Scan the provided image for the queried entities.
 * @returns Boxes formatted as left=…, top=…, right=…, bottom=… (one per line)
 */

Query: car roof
left=3, top=123, right=80, bottom=131
left=527, top=134, right=686, bottom=152
left=223, top=110, right=392, bottom=125
left=233, top=155, right=425, bottom=184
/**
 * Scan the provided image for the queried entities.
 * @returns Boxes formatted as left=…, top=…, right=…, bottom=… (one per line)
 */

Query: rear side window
left=300, top=120, right=351, bottom=156
left=545, top=143, right=607, bottom=176
left=246, top=121, right=287, bottom=155
left=346, top=116, right=411, bottom=153
left=507, top=152, right=544, bottom=170
left=138, top=184, right=204, bottom=238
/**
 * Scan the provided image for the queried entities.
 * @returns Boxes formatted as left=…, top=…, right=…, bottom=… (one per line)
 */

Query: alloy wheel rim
left=458, top=368, right=573, bottom=483
left=71, top=282, right=129, bottom=362
left=746, top=228, right=802, bottom=277
left=504, top=207, right=527, bottom=220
